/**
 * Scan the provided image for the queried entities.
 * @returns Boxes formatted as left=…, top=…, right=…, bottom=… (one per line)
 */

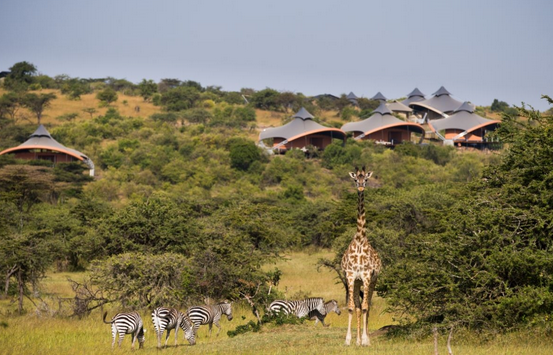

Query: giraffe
left=341, top=166, right=382, bottom=346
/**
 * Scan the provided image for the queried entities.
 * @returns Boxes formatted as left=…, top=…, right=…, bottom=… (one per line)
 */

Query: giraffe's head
left=349, top=166, right=373, bottom=192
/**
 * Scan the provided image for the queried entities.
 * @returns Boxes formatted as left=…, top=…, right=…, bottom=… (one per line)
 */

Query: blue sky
left=2, top=0, right=552, bottom=110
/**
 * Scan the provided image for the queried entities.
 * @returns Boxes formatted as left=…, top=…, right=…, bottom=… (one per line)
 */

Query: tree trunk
left=18, top=268, right=24, bottom=315
left=4, top=265, right=18, bottom=298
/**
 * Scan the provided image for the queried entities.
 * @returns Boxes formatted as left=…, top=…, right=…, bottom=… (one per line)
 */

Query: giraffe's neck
left=355, top=189, right=366, bottom=242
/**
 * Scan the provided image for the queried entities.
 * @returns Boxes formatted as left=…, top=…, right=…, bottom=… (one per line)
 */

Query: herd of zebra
left=102, top=297, right=340, bottom=349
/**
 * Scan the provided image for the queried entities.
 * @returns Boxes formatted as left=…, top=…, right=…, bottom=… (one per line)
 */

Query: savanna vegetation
left=1, top=61, right=553, bottom=353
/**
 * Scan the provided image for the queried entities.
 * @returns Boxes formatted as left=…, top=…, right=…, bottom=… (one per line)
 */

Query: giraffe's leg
left=356, top=307, right=362, bottom=346
left=345, top=278, right=355, bottom=346
left=361, top=278, right=371, bottom=346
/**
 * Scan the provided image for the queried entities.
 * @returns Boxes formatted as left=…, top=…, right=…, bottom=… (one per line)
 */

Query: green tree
left=378, top=97, right=553, bottom=331
left=491, top=98, right=509, bottom=112
left=160, top=86, right=200, bottom=111
left=3, top=61, right=37, bottom=91
left=0, top=165, right=57, bottom=313
left=96, top=87, right=118, bottom=106
left=22, top=92, right=57, bottom=125
left=229, top=138, right=261, bottom=171
left=82, top=107, right=97, bottom=119
left=249, top=88, right=281, bottom=111
left=0, top=92, right=21, bottom=124
left=89, top=252, right=196, bottom=307
left=60, top=78, right=92, bottom=100
left=138, top=79, right=158, bottom=102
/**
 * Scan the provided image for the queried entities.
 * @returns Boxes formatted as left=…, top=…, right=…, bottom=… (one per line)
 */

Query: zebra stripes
left=268, top=297, right=325, bottom=318
left=308, top=299, right=341, bottom=327
left=102, top=311, right=145, bottom=349
left=186, top=302, right=233, bottom=336
left=151, top=307, right=196, bottom=348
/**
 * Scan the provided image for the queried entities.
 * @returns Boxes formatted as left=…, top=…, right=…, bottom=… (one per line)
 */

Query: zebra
left=308, top=299, right=341, bottom=327
left=151, top=307, right=196, bottom=348
left=102, top=311, right=145, bottom=349
left=267, top=297, right=325, bottom=318
left=186, top=301, right=233, bottom=337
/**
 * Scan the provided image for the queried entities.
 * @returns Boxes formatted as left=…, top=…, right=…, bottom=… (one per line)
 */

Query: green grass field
left=1, top=250, right=552, bottom=354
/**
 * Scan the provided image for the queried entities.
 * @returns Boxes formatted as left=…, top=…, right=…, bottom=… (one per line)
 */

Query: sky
left=1, top=0, right=552, bottom=110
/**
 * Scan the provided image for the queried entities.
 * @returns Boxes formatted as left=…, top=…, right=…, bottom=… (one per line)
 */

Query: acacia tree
left=138, top=79, right=158, bottom=102
left=96, top=87, right=118, bottom=106
left=22, top=92, right=57, bottom=125
left=0, top=165, right=57, bottom=314
left=0, top=92, right=21, bottom=124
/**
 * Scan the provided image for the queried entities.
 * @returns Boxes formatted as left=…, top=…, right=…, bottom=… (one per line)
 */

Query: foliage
left=377, top=97, right=553, bottom=330
left=89, top=252, right=195, bottom=307
left=229, top=138, right=262, bottom=171
left=137, top=79, right=157, bottom=101
left=249, top=88, right=281, bottom=111
left=3, top=61, right=37, bottom=91
left=0, top=165, right=60, bottom=313
left=491, top=98, right=518, bottom=116
left=60, top=77, right=92, bottom=100
left=160, top=86, right=200, bottom=111
left=22, top=92, right=57, bottom=125
left=95, top=87, right=118, bottom=106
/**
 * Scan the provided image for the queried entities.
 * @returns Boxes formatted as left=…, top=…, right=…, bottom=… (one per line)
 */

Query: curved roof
left=0, top=125, right=94, bottom=169
left=428, top=102, right=500, bottom=137
left=409, top=86, right=462, bottom=115
left=401, top=88, right=425, bottom=106
left=341, top=102, right=425, bottom=137
left=387, top=100, right=412, bottom=113
left=259, top=107, right=346, bottom=141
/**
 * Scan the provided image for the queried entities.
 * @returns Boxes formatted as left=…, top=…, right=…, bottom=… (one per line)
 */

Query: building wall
left=270, top=134, right=339, bottom=151
left=11, top=151, right=79, bottom=164
left=364, top=129, right=412, bottom=144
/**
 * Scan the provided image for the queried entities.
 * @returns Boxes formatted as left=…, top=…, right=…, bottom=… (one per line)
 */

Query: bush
left=90, top=252, right=196, bottom=307
left=229, top=138, right=261, bottom=171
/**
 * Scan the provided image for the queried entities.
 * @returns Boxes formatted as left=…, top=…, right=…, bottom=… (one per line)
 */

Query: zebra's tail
left=102, top=311, right=113, bottom=324
left=152, top=311, right=162, bottom=333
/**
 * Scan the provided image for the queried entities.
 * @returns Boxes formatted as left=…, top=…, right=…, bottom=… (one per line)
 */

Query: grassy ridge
left=1, top=251, right=552, bottom=354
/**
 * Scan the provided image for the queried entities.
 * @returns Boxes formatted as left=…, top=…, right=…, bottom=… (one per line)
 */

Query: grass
left=1, top=251, right=553, bottom=354
left=0, top=88, right=160, bottom=126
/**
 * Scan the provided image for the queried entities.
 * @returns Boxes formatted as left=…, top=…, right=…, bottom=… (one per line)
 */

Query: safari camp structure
left=401, top=88, right=426, bottom=106
left=409, top=86, right=463, bottom=121
left=258, top=107, right=346, bottom=153
left=341, top=102, right=425, bottom=145
left=427, top=101, right=500, bottom=148
left=0, top=125, right=95, bottom=176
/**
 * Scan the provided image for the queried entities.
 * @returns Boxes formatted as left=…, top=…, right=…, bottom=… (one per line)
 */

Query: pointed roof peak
left=371, top=92, right=387, bottom=101
left=346, top=92, right=358, bottom=99
left=373, top=101, right=393, bottom=115
left=31, top=124, right=53, bottom=139
left=454, top=101, right=475, bottom=113
left=293, top=107, right=314, bottom=120
left=432, top=86, right=451, bottom=97
left=407, top=88, right=425, bottom=98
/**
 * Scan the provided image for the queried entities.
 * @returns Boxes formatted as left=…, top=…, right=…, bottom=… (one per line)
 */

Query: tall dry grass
left=0, top=88, right=160, bottom=126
